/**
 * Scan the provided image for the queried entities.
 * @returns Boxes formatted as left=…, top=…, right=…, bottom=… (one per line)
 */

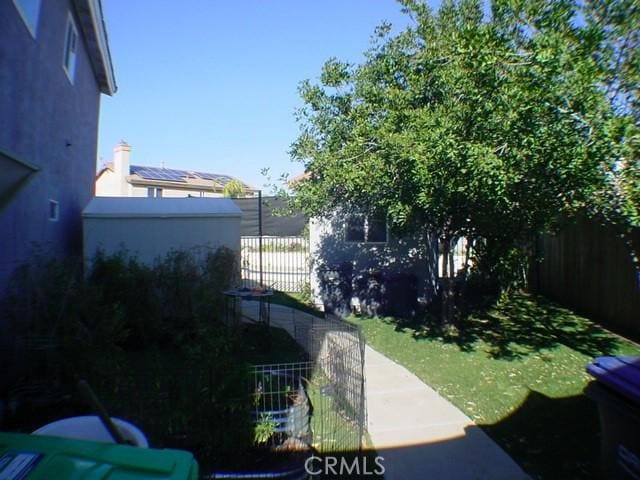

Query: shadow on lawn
left=340, top=390, right=602, bottom=479
left=388, top=292, right=622, bottom=360
left=371, top=390, right=601, bottom=479
left=481, top=389, right=603, bottom=479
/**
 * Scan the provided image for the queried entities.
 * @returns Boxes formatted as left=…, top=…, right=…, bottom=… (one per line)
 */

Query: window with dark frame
left=367, top=211, right=387, bottom=242
left=345, top=210, right=387, bottom=243
left=345, top=215, right=365, bottom=242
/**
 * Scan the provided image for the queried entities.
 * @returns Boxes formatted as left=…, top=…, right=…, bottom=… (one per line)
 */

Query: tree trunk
left=441, top=238, right=449, bottom=278
left=461, top=238, right=474, bottom=281
left=440, top=237, right=455, bottom=326
left=449, top=238, right=455, bottom=278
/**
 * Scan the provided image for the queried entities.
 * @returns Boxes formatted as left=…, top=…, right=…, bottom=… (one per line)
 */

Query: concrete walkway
left=241, top=302, right=528, bottom=479
left=365, top=346, right=528, bottom=479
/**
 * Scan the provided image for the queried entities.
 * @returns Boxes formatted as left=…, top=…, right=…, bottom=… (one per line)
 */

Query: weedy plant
left=253, top=413, right=279, bottom=445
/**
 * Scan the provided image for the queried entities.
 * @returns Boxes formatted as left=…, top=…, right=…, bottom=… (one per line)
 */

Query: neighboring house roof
left=96, top=161, right=114, bottom=178
left=288, top=171, right=311, bottom=187
left=127, top=165, right=254, bottom=193
left=73, top=0, right=117, bottom=95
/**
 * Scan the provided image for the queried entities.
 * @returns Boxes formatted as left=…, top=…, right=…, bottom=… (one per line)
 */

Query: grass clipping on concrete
left=352, top=292, right=640, bottom=479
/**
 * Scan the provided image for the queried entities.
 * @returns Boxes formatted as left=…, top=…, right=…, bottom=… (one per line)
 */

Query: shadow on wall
left=310, top=213, right=439, bottom=318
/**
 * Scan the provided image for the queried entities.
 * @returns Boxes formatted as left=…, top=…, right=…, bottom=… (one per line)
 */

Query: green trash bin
left=0, top=432, right=199, bottom=479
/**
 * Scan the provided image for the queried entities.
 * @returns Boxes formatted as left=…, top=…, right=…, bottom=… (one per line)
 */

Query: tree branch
left=544, top=100, right=594, bottom=139
left=338, top=143, right=380, bottom=163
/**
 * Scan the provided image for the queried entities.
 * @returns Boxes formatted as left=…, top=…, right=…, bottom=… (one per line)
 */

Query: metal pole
left=258, top=190, right=263, bottom=288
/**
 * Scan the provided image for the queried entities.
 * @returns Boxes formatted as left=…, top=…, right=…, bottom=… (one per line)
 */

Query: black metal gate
left=232, top=195, right=309, bottom=293
left=240, top=236, right=309, bottom=292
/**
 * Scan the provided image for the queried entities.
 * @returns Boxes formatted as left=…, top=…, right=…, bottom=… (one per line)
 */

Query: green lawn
left=271, top=291, right=324, bottom=317
left=350, top=292, right=640, bottom=479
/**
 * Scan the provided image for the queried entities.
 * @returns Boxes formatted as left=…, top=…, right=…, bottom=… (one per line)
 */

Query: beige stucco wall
left=129, top=185, right=223, bottom=198
left=96, top=169, right=131, bottom=196
left=97, top=174, right=226, bottom=198
left=83, top=215, right=240, bottom=265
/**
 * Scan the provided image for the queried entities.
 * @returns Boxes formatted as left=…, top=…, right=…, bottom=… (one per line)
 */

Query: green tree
left=289, top=0, right=638, bottom=296
left=222, top=179, right=247, bottom=198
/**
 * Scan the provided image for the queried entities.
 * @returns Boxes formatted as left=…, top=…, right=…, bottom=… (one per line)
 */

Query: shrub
left=0, top=251, right=129, bottom=399
left=0, top=245, right=246, bottom=462
left=1, top=246, right=240, bottom=381
left=153, top=246, right=238, bottom=347
left=88, top=250, right=159, bottom=349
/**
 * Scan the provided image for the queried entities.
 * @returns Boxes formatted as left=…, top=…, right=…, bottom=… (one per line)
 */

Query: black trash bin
left=585, top=356, right=640, bottom=480
left=381, top=272, right=418, bottom=319
left=318, top=262, right=353, bottom=317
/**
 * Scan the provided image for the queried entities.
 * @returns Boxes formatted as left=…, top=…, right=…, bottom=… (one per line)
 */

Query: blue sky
left=97, top=1, right=418, bottom=190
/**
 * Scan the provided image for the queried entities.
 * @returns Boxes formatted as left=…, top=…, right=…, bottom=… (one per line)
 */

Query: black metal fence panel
left=1, top=309, right=367, bottom=476
left=250, top=315, right=366, bottom=456
left=231, top=197, right=307, bottom=237
left=241, top=236, right=310, bottom=293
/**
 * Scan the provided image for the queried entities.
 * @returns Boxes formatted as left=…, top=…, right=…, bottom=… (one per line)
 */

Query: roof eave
left=127, top=176, right=225, bottom=192
left=73, top=0, right=117, bottom=96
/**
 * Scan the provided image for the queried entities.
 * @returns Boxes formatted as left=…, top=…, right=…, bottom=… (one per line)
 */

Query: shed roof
left=83, top=197, right=242, bottom=218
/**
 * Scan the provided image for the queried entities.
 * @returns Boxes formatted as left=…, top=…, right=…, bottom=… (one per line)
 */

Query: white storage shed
left=82, top=197, right=242, bottom=265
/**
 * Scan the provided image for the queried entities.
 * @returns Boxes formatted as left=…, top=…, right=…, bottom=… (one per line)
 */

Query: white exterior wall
left=95, top=170, right=118, bottom=196
left=83, top=198, right=241, bottom=267
left=129, top=185, right=147, bottom=197
left=84, top=216, right=240, bottom=264
left=129, top=185, right=223, bottom=198
left=309, top=214, right=439, bottom=308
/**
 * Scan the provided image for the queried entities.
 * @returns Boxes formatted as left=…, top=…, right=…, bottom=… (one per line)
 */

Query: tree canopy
left=222, top=179, right=247, bottom=198
left=289, top=0, right=639, bottom=287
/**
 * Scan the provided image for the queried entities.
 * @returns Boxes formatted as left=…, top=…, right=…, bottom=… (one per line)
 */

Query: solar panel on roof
left=194, top=172, right=235, bottom=185
left=130, top=166, right=187, bottom=182
left=193, top=172, right=214, bottom=180
left=215, top=176, right=233, bottom=185
left=130, top=166, right=245, bottom=186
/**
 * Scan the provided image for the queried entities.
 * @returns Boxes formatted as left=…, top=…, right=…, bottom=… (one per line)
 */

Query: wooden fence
left=531, top=217, right=640, bottom=339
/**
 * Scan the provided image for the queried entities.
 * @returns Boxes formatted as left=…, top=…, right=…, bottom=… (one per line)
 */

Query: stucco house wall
left=0, top=0, right=115, bottom=293
left=83, top=197, right=242, bottom=266
left=309, top=214, right=439, bottom=313
left=128, top=186, right=223, bottom=198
